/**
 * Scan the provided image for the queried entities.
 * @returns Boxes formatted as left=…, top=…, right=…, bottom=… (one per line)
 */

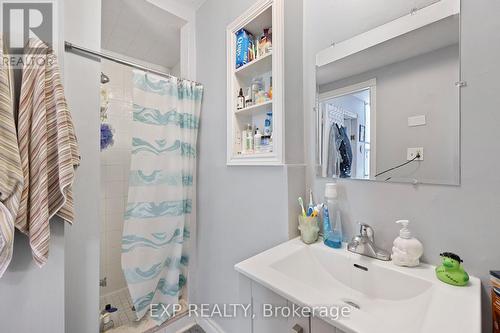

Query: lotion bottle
left=391, top=220, right=424, bottom=267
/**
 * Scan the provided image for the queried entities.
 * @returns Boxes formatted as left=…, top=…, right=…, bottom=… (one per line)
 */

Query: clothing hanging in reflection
left=327, top=123, right=352, bottom=178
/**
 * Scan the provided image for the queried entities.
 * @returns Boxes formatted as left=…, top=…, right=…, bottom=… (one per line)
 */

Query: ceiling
left=101, top=0, right=187, bottom=69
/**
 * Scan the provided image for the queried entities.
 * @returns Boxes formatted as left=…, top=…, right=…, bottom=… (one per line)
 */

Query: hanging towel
left=16, top=38, right=80, bottom=267
left=0, top=39, right=23, bottom=277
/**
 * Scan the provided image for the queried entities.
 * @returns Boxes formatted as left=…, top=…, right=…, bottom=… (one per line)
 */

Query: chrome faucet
left=347, top=223, right=391, bottom=261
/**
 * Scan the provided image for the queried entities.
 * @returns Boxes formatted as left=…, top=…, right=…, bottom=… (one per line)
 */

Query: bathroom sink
left=235, top=238, right=481, bottom=333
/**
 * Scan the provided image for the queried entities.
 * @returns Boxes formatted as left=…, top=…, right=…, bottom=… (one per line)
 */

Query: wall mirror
left=315, top=0, right=461, bottom=185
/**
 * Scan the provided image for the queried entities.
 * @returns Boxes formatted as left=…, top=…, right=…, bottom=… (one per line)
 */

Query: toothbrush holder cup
left=298, top=216, right=320, bottom=244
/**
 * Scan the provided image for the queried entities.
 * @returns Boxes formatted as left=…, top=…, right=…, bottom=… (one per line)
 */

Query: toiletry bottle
left=242, top=124, right=252, bottom=153
left=241, top=127, right=248, bottom=153
left=323, top=183, right=343, bottom=248
left=245, top=87, right=253, bottom=107
left=264, top=112, right=272, bottom=136
left=244, top=124, right=254, bottom=153
left=251, top=78, right=262, bottom=105
left=237, top=88, right=245, bottom=110
left=251, top=80, right=259, bottom=104
left=391, top=220, right=424, bottom=267
left=254, top=128, right=262, bottom=152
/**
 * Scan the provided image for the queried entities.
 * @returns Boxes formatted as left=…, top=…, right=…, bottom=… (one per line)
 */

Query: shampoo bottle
left=391, top=220, right=424, bottom=267
left=254, top=128, right=262, bottom=151
left=323, top=183, right=343, bottom=249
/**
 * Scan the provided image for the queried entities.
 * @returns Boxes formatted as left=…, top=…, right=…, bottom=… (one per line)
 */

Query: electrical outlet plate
left=407, top=147, right=424, bottom=161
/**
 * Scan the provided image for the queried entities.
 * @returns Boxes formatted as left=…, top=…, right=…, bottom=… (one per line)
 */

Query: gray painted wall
left=0, top=225, right=65, bottom=332
left=63, top=0, right=101, bottom=332
left=319, top=45, right=460, bottom=184
left=283, top=0, right=304, bottom=165
left=195, top=0, right=303, bottom=332
left=304, top=1, right=500, bottom=331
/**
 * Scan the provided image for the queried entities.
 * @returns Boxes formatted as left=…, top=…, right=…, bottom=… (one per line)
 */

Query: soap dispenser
left=391, top=220, right=423, bottom=267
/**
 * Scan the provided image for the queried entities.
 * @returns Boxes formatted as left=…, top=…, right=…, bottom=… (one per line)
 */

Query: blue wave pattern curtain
left=121, top=71, right=202, bottom=325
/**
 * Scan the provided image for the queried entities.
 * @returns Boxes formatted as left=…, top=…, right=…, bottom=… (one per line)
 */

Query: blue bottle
left=264, top=112, right=272, bottom=136
left=323, top=183, right=342, bottom=248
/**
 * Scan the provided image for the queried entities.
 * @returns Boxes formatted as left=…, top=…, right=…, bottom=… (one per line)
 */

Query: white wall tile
left=105, top=165, right=124, bottom=182
left=107, top=195, right=125, bottom=214
left=107, top=230, right=123, bottom=250
left=101, top=61, right=135, bottom=296
left=106, top=212, right=125, bottom=232
left=105, top=181, right=125, bottom=198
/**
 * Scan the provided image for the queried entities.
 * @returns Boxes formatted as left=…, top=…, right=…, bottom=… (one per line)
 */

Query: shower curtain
left=121, top=71, right=202, bottom=324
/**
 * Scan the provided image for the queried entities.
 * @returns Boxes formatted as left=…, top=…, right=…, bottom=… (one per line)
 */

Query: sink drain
left=342, top=299, right=360, bottom=310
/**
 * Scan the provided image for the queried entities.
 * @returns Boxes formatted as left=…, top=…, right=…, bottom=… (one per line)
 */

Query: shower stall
left=69, top=1, right=204, bottom=332
left=96, top=57, right=202, bottom=332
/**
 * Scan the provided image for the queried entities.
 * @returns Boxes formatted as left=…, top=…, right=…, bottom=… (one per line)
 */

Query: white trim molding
left=226, top=0, right=285, bottom=166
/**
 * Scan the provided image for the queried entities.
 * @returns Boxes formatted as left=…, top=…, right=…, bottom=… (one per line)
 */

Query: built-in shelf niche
left=226, top=0, right=284, bottom=165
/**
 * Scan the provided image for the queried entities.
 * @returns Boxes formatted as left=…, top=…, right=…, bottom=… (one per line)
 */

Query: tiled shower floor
left=100, top=288, right=138, bottom=329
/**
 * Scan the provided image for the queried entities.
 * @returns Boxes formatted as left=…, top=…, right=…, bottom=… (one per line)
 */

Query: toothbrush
left=298, top=197, right=306, bottom=217
left=311, top=203, right=324, bottom=217
left=307, top=189, right=314, bottom=216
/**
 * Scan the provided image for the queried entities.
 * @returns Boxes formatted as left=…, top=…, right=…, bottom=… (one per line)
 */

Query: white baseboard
left=196, top=318, right=226, bottom=333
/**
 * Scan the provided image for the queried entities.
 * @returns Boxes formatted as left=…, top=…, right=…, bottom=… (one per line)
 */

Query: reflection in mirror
left=318, top=81, right=375, bottom=180
left=315, top=0, right=460, bottom=185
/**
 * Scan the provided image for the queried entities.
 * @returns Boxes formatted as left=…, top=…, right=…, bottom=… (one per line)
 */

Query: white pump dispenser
left=391, top=220, right=424, bottom=267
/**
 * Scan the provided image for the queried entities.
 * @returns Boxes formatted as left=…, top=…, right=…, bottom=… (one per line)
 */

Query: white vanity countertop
left=235, top=238, right=481, bottom=333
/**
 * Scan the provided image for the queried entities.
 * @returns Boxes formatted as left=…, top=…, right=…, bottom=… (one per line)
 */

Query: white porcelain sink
left=235, top=238, right=481, bottom=333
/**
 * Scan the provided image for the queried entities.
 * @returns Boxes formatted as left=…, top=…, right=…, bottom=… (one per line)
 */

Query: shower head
left=101, top=72, right=110, bottom=84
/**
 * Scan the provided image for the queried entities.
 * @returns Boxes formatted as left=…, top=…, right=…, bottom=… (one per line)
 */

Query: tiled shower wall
left=100, top=59, right=134, bottom=295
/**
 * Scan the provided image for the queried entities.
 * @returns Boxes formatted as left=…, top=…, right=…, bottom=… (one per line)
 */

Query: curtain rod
left=64, top=41, right=201, bottom=85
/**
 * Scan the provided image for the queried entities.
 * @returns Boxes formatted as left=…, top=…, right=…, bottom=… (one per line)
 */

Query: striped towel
left=16, top=38, right=80, bottom=267
left=0, top=38, right=23, bottom=277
